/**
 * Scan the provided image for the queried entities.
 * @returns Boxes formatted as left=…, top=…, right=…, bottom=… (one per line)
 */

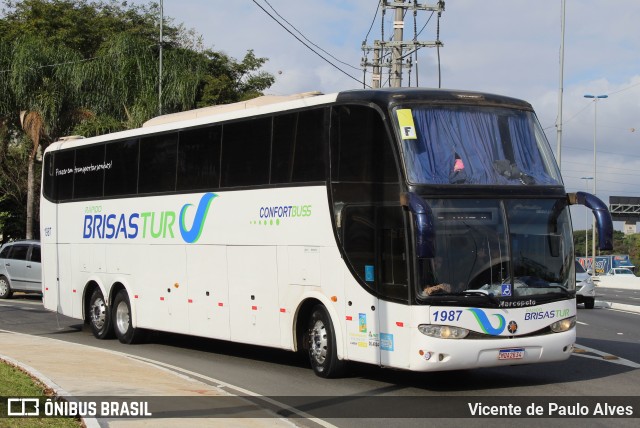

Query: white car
left=595, top=267, right=640, bottom=288
left=575, top=260, right=595, bottom=309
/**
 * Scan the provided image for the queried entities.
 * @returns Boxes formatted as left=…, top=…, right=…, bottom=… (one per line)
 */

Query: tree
left=197, top=50, right=275, bottom=107
left=574, top=229, right=640, bottom=269
left=0, top=0, right=275, bottom=238
left=0, top=34, right=85, bottom=239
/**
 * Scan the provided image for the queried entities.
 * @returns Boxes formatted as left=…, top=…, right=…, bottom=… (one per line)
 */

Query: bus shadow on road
left=345, top=344, right=636, bottom=392
left=131, top=329, right=637, bottom=393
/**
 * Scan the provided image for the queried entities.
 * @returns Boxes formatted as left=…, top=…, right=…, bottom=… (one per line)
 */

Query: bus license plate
left=498, top=348, right=524, bottom=360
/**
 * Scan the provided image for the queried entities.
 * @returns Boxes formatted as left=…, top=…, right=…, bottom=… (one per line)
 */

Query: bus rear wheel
left=307, top=305, right=346, bottom=378
left=113, top=290, right=143, bottom=344
left=89, top=289, right=113, bottom=339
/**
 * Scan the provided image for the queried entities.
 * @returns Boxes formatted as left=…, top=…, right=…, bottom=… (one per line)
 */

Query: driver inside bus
left=422, top=256, right=452, bottom=295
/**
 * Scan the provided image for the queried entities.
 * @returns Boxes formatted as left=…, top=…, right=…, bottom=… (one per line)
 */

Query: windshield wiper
left=456, top=290, right=501, bottom=306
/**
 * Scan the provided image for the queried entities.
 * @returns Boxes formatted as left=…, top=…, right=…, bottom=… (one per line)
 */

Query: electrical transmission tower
left=362, top=1, right=445, bottom=88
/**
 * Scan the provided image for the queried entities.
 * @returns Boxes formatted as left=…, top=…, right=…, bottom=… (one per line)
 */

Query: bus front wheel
left=113, top=290, right=143, bottom=344
left=307, top=305, right=346, bottom=378
left=89, top=289, right=113, bottom=339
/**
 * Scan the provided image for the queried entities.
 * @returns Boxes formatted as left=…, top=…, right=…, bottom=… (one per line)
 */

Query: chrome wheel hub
left=310, top=319, right=328, bottom=364
left=91, top=297, right=107, bottom=329
left=115, top=300, right=130, bottom=334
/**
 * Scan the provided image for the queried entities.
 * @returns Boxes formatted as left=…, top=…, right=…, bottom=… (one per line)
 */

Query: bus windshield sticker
left=396, top=109, right=417, bottom=140
left=501, top=284, right=512, bottom=297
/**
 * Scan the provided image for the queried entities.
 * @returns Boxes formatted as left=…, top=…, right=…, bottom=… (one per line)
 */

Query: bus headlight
left=550, top=316, right=576, bottom=333
left=418, top=324, right=469, bottom=339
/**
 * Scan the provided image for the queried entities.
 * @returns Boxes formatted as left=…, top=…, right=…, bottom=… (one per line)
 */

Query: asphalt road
left=1, top=292, right=639, bottom=427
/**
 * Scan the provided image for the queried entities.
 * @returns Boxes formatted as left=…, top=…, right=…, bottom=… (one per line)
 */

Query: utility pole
left=556, top=0, right=566, bottom=168
left=362, top=1, right=445, bottom=88
left=390, top=2, right=405, bottom=87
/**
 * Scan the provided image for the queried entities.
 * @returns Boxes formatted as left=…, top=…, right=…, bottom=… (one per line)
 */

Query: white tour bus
left=40, top=88, right=613, bottom=377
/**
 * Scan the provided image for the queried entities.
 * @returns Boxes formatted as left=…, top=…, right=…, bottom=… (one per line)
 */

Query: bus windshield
left=397, top=105, right=562, bottom=185
left=419, top=198, right=575, bottom=304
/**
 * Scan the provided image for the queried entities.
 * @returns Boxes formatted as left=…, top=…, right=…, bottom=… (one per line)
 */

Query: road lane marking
left=573, top=344, right=640, bottom=369
left=125, top=353, right=337, bottom=428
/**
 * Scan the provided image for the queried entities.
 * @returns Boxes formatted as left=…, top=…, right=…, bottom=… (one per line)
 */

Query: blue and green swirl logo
left=467, top=308, right=506, bottom=335
left=179, top=193, right=217, bottom=243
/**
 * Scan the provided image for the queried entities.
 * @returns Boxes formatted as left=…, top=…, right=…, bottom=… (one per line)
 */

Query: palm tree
left=1, top=36, right=84, bottom=239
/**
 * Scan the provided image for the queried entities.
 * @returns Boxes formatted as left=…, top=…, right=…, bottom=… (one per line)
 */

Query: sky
left=144, top=0, right=640, bottom=231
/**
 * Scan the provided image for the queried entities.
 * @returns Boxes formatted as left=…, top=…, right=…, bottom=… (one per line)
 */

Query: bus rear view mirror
left=567, top=192, right=613, bottom=251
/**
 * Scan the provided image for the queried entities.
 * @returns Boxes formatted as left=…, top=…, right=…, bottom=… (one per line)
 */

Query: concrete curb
left=0, top=354, right=101, bottom=428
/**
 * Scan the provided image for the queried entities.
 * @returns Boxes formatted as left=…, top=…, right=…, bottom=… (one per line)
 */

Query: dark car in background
left=0, top=240, right=41, bottom=298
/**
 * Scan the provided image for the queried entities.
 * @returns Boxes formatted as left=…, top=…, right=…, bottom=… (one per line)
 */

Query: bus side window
left=331, top=105, right=398, bottom=183
left=177, top=126, right=222, bottom=191
left=73, top=144, right=106, bottom=199
left=271, top=108, right=326, bottom=184
left=291, top=109, right=325, bottom=182
left=104, top=138, right=139, bottom=197
left=54, top=149, right=75, bottom=201
left=42, top=153, right=55, bottom=200
left=139, top=133, right=178, bottom=194
left=221, top=117, right=271, bottom=187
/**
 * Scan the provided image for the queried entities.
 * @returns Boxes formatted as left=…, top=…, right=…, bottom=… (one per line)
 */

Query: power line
left=363, top=1, right=380, bottom=43
left=251, top=0, right=368, bottom=88
left=263, top=0, right=360, bottom=71
left=607, top=80, right=640, bottom=96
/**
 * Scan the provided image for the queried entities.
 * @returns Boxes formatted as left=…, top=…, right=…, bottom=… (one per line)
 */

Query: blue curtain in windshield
left=403, top=107, right=559, bottom=185
left=407, top=108, right=505, bottom=184
left=508, top=115, right=558, bottom=185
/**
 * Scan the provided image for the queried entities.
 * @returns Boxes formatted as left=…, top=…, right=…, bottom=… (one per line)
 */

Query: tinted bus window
left=221, top=117, right=271, bottom=187
left=271, top=113, right=297, bottom=184
left=43, top=153, right=55, bottom=200
left=54, top=150, right=75, bottom=201
left=271, top=109, right=326, bottom=184
left=177, top=126, right=222, bottom=191
left=73, top=144, right=105, bottom=199
left=139, top=133, right=178, bottom=194
left=291, top=109, right=325, bottom=182
left=104, top=139, right=139, bottom=197
left=331, top=105, right=398, bottom=183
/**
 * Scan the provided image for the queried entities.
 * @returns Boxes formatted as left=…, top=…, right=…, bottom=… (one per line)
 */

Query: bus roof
left=336, top=88, right=533, bottom=110
left=142, top=91, right=325, bottom=127
left=48, top=88, right=533, bottom=152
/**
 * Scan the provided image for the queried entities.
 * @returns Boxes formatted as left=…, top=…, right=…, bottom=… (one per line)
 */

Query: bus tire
left=89, top=288, right=114, bottom=339
left=307, top=305, right=346, bottom=378
left=584, top=297, right=595, bottom=309
left=112, top=290, right=143, bottom=344
left=0, top=276, right=13, bottom=299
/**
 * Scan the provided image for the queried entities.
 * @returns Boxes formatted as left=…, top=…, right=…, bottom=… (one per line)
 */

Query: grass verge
left=0, top=360, right=82, bottom=427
